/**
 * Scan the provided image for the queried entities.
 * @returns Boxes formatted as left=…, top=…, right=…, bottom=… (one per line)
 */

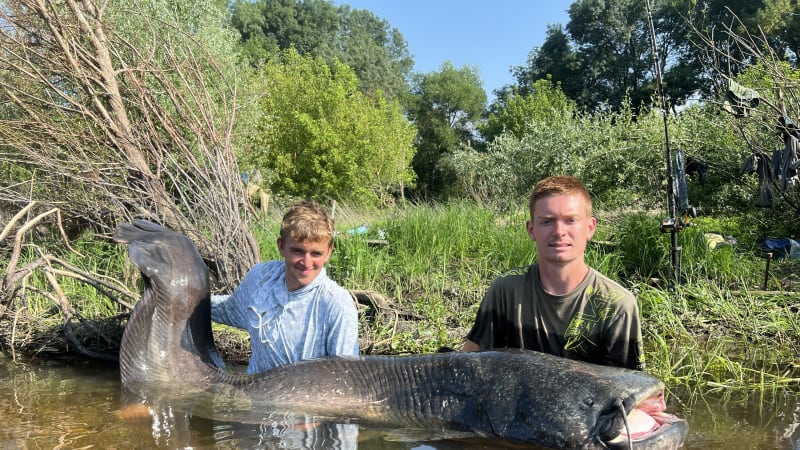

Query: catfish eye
left=584, top=398, right=594, bottom=406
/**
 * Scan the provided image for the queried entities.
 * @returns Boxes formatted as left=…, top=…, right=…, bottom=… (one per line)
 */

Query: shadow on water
left=2, top=356, right=800, bottom=449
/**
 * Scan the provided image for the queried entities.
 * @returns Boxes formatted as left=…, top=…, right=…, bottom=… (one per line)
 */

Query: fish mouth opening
left=608, top=410, right=686, bottom=442
left=603, top=391, right=689, bottom=449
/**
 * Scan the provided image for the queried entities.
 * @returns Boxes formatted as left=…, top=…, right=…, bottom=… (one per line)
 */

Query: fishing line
left=615, top=398, right=634, bottom=450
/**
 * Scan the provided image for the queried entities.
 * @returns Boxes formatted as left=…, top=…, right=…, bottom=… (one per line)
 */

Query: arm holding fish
left=209, top=276, right=250, bottom=329
left=321, top=284, right=360, bottom=357
left=210, top=262, right=280, bottom=328
left=210, top=294, right=234, bottom=325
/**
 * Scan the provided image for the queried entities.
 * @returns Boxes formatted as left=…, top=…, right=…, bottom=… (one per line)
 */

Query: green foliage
left=321, top=7, right=414, bottom=101
left=10, top=233, right=130, bottom=318
left=641, top=282, right=800, bottom=391
left=379, top=202, right=533, bottom=277
left=509, top=24, right=582, bottom=105
left=454, top=93, right=669, bottom=209
left=668, top=106, right=752, bottom=212
left=509, top=0, right=793, bottom=113
left=405, top=62, right=487, bottom=199
left=513, top=0, right=653, bottom=112
left=230, top=0, right=338, bottom=60
left=109, top=0, right=243, bottom=77
left=247, top=49, right=416, bottom=206
left=463, top=120, right=591, bottom=202
left=756, top=0, right=800, bottom=60
left=451, top=70, right=800, bottom=227
left=324, top=201, right=534, bottom=352
left=482, top=77, right=576, bottom=141
left=580, top=103, right=665, bottom=208
left=612, top=212, right=671, bottom=280
left=230, top=0, right=413, bottom=100
left=675, top=217, right=764, bottom=288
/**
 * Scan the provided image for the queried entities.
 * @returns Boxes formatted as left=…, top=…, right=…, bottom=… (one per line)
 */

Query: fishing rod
left=644, top=0, right=690, bottom=288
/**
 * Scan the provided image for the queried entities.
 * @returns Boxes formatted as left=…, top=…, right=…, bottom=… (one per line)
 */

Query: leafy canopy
left=405, top=61, right=487, bottom=199
left=247, top=49, right=416, bottom=206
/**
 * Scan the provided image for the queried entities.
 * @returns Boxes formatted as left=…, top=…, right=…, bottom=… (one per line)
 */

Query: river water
left=1, top=356, right=799, bottom=449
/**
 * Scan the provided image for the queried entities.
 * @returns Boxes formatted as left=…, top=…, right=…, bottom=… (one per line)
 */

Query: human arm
left=324, top=288, right=360, bottom=356
left=461, top=339, right=481, bottom=352
left=210, top=262, right=276, bottom=329
left=210, top=294, right=233, bottom=325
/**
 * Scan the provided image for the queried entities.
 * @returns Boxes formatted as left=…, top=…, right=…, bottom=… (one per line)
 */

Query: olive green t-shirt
left=466, top=264, right=645, bottom=371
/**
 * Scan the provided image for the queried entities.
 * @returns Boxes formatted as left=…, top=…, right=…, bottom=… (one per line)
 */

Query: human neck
left=537, top=261, right=589, bottom=296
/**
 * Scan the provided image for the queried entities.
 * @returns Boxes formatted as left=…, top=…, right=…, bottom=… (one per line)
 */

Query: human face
left=278, top=235, right=333, bottom=291
left=526, top=194, right=596, bottom=267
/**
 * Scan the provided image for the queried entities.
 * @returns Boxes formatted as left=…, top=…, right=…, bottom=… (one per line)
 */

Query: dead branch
left=0, top=0, right=260, bottom=290
left=686, top=7, right=800, bottom=136
left=1, top=203, right=74, bottom=311
left=0, top=202, right=134, bottom=359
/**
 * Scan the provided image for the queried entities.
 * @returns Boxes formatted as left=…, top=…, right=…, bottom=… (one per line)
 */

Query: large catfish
left=114, top=220, right=688, bottom=449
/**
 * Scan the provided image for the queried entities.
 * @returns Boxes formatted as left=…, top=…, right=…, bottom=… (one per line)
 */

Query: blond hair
left=280, top=200, right=334, bottom=246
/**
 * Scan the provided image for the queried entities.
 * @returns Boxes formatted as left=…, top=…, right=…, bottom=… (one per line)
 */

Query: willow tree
left=248, top=49, right=416, bottom=206
left=0, top=0, right=259, bottom=290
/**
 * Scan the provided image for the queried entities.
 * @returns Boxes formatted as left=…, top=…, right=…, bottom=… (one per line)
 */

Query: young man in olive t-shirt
left=462, top=176, right=644, bottom=371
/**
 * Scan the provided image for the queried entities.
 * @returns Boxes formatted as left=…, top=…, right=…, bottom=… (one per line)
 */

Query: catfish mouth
left=607, top=411, right=687, bottom=449
left=603, top=390, right=689, bottom=449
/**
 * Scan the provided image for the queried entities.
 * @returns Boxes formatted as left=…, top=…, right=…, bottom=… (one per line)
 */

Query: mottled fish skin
left=115, top=221, right=688, bottom=449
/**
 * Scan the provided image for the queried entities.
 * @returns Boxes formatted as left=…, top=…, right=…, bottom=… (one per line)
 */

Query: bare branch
left=0, top=0, right=260, bottom=288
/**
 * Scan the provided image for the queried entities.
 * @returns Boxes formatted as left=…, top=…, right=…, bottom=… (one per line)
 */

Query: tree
left=247, top=49, right=416, bottom=206
left=406, top=62, right=487, bottom=199
left=322, top=6, right=413, bottom=101
left=566, top=0, right=653, bottom=111
left=231, top=0, right=339, bottom=62
left=229, top=0, right=413, bottom=101
left=511, top=25, right=582, bottom=108
left=483, top=77, right=576, bottom=142
left=511, top=0, right=659, bottom=112
left=0, top=0, right=259, bottom=289
left=756, top=0, right=800, bottom=62
left=658, top=0, right=771, bottom=103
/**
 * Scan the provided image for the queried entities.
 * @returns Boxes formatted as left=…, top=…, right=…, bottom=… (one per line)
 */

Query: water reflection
left=0, top=357, right=126, bottom=449
left=674, top=387, right=800, bottom=450
left=123, top=403, right=360, bottom=449
left=120, top=388, right=519, bottom=449
left=4, top=357, right=800, bottom=449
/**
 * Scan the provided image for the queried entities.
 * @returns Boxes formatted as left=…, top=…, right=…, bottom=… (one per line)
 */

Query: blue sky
left=334, top=1, right=573, bottom=99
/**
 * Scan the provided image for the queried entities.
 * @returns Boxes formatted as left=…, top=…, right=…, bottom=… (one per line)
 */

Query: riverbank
left=2, top=201, right=800, bottom=393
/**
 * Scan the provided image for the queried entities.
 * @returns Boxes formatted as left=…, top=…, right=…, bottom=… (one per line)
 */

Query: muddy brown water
left=1, top=357, right=799, bottom=449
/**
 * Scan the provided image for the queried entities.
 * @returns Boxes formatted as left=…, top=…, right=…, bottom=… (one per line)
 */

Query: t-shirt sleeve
left=325, top=289, right=360, bottom=356
left=466, top=281, right=504, bottom=349
left=601, top=297, right=645, bottom=371
left=210, top=263, right=270, bottom=329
